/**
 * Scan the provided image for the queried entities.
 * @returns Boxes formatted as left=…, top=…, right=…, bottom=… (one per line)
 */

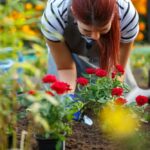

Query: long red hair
left=72, top=0, right=120, bottom=72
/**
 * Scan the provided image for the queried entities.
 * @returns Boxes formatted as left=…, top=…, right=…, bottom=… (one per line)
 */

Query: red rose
left=42, top=74, right=57, bottom=83
left=112, top=71, right=117, bottom=79
left=45, top=91, right=54, bottom=96
left=85, top=68, right=96, bottom=74
left=115, top=97, right=127, bottom=105
left=95, top=69, right=107, bottom=77
left=135, top=95, right=148, bottom=106
left=116, top=65, right=124, bottom=75
left=111, top=87, right=123, bottom=96
left=51, top=81, right=71, bottom=94
left=77, top=77, right=88, bottom=86
left=28, top=90, right=36, bottom=95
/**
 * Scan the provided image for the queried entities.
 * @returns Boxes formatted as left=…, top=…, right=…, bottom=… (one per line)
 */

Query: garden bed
left=17, top=112, right=150, bottom=150
left=66, top=95, right=150, bottom=150
left=66, top=121, right=150, bottom=150
left=16, top=67, right=150, bottom=150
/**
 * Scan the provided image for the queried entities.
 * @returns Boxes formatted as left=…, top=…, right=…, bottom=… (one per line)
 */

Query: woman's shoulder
left=117, top=0, right=131, bottom=11
left=46, top=0, right=72, bottom=21
left=117, top=0, right=131, bottom=5
left=117, top=0, right=137, bottom=21
left=47, top=0, right=71, bottom=9
left=117, top=0, right=139, bottom=43
left=117, top=0, right=135, bottom=11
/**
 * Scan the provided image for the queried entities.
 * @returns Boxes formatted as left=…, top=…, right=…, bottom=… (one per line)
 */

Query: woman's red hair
left=72, top=0, right=120, bottom=72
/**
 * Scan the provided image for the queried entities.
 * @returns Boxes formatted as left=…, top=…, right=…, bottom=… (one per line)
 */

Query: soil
left=65, top=116, right=150, bottom=150
left=66, top=121, right=119, bottom=150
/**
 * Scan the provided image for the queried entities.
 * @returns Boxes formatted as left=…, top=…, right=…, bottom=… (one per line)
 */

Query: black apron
left=63, top=9, right=100, bottom=68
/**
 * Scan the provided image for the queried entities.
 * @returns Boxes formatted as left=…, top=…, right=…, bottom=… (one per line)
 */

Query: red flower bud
left=42, top=74, right=57, bottom=83
left=135, top=95, right=148, bottom=106
left=116, top=65, right=124, bottom=75
left=77, top=77, right=88, bottom=86
left=112, top=71, right=117, bottom=79
left=28, top=90, right=36, bottom=95
left=95, top=69, right=107, bottom=77
left=85, top=68, right=96, bottom=74
left=51, top=81, right=71, bottom=94
left=45, top=91, right=54, bottom=96
left=115, top=97, right=127, bottom=105
left=111, top=87, right=123, bottom=96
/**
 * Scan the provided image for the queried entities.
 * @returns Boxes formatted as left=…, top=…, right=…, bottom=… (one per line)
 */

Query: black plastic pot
left=37, top=138, right=65, bottom=150
left=8, top=135, right=13, bottom=149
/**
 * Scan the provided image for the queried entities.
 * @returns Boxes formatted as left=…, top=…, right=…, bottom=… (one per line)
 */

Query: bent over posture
left=41, top=0, right=139, bottom=92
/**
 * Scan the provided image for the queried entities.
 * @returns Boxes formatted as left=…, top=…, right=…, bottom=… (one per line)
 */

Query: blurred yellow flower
left=21, top=25, right=36, bottom=36
left=137, top=6, right=147, bottom=16
left=99, top=103, right=139, bottom=138
left=132, top=0, right=147, bottom=15
left=25, top=3, right=33, bottom=10
left=11, top=11, right=23, bottom=19
left=35, top=4, right=44, bottom=11
left=28, top=30, right=37, bottom=36
left=21, top=25, right=30, bottom=31
left=136, top=32, right=144, bottom=41
left=139, top=22, right=146, bottom=31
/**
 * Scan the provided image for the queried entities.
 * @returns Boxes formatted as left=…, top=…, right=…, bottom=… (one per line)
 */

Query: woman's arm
left=120, top=41, right=134, bottom=68
left=46, top=39, right=77, bottom=93
left=119, top=41, right=134, bottom=81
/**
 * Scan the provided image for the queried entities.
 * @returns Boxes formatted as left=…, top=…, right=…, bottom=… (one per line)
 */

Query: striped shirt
left=41, top=0, right=139, bottom=43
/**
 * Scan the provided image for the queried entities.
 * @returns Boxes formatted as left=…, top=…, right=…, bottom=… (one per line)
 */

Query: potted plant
left=75, top=65, right=148, bottom=125
left=19, top=74, right=83, bottom=150
left=75, top=65, right=129, bottom=117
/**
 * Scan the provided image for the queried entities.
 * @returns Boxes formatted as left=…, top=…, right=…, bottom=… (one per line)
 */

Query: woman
left=41, top=0, right=139, bottom=92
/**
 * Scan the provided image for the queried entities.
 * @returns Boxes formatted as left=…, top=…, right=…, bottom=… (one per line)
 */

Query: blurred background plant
left=0, top=61, right=42, bottom=149
left=0, top=0, right=47, bottom=73
left=0, top=69, right=19, bottom=149
left=131, top=46, right=150, bottom=88
left=0, top=1, right=48, bottom=148
left=131, top=0, right=150, bottom=88
left=132, top=0, right=147, bottom=43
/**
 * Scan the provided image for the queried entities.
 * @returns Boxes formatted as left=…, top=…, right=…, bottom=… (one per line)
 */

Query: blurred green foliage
left=0, top=0, right=48, bottom=73
left=131, top=46, right=150, bottom=87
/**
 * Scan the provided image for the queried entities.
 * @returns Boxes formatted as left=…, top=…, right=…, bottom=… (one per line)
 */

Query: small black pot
left=37, top=138, right=65, bottom=150
left=8, top=135, right=13, bottom=149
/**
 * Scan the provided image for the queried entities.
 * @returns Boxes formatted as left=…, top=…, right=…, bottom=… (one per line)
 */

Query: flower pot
left=37, top=138, right=65, bottom=150
left=8, top=135, right=13, bottom=149
left=7, top=135, right=19, bottom=150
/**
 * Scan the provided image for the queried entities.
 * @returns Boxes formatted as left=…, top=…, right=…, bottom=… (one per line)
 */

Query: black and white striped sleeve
left=120, top=0, right=139, bottom=43
left=41, top=0, right=68, bottom=42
